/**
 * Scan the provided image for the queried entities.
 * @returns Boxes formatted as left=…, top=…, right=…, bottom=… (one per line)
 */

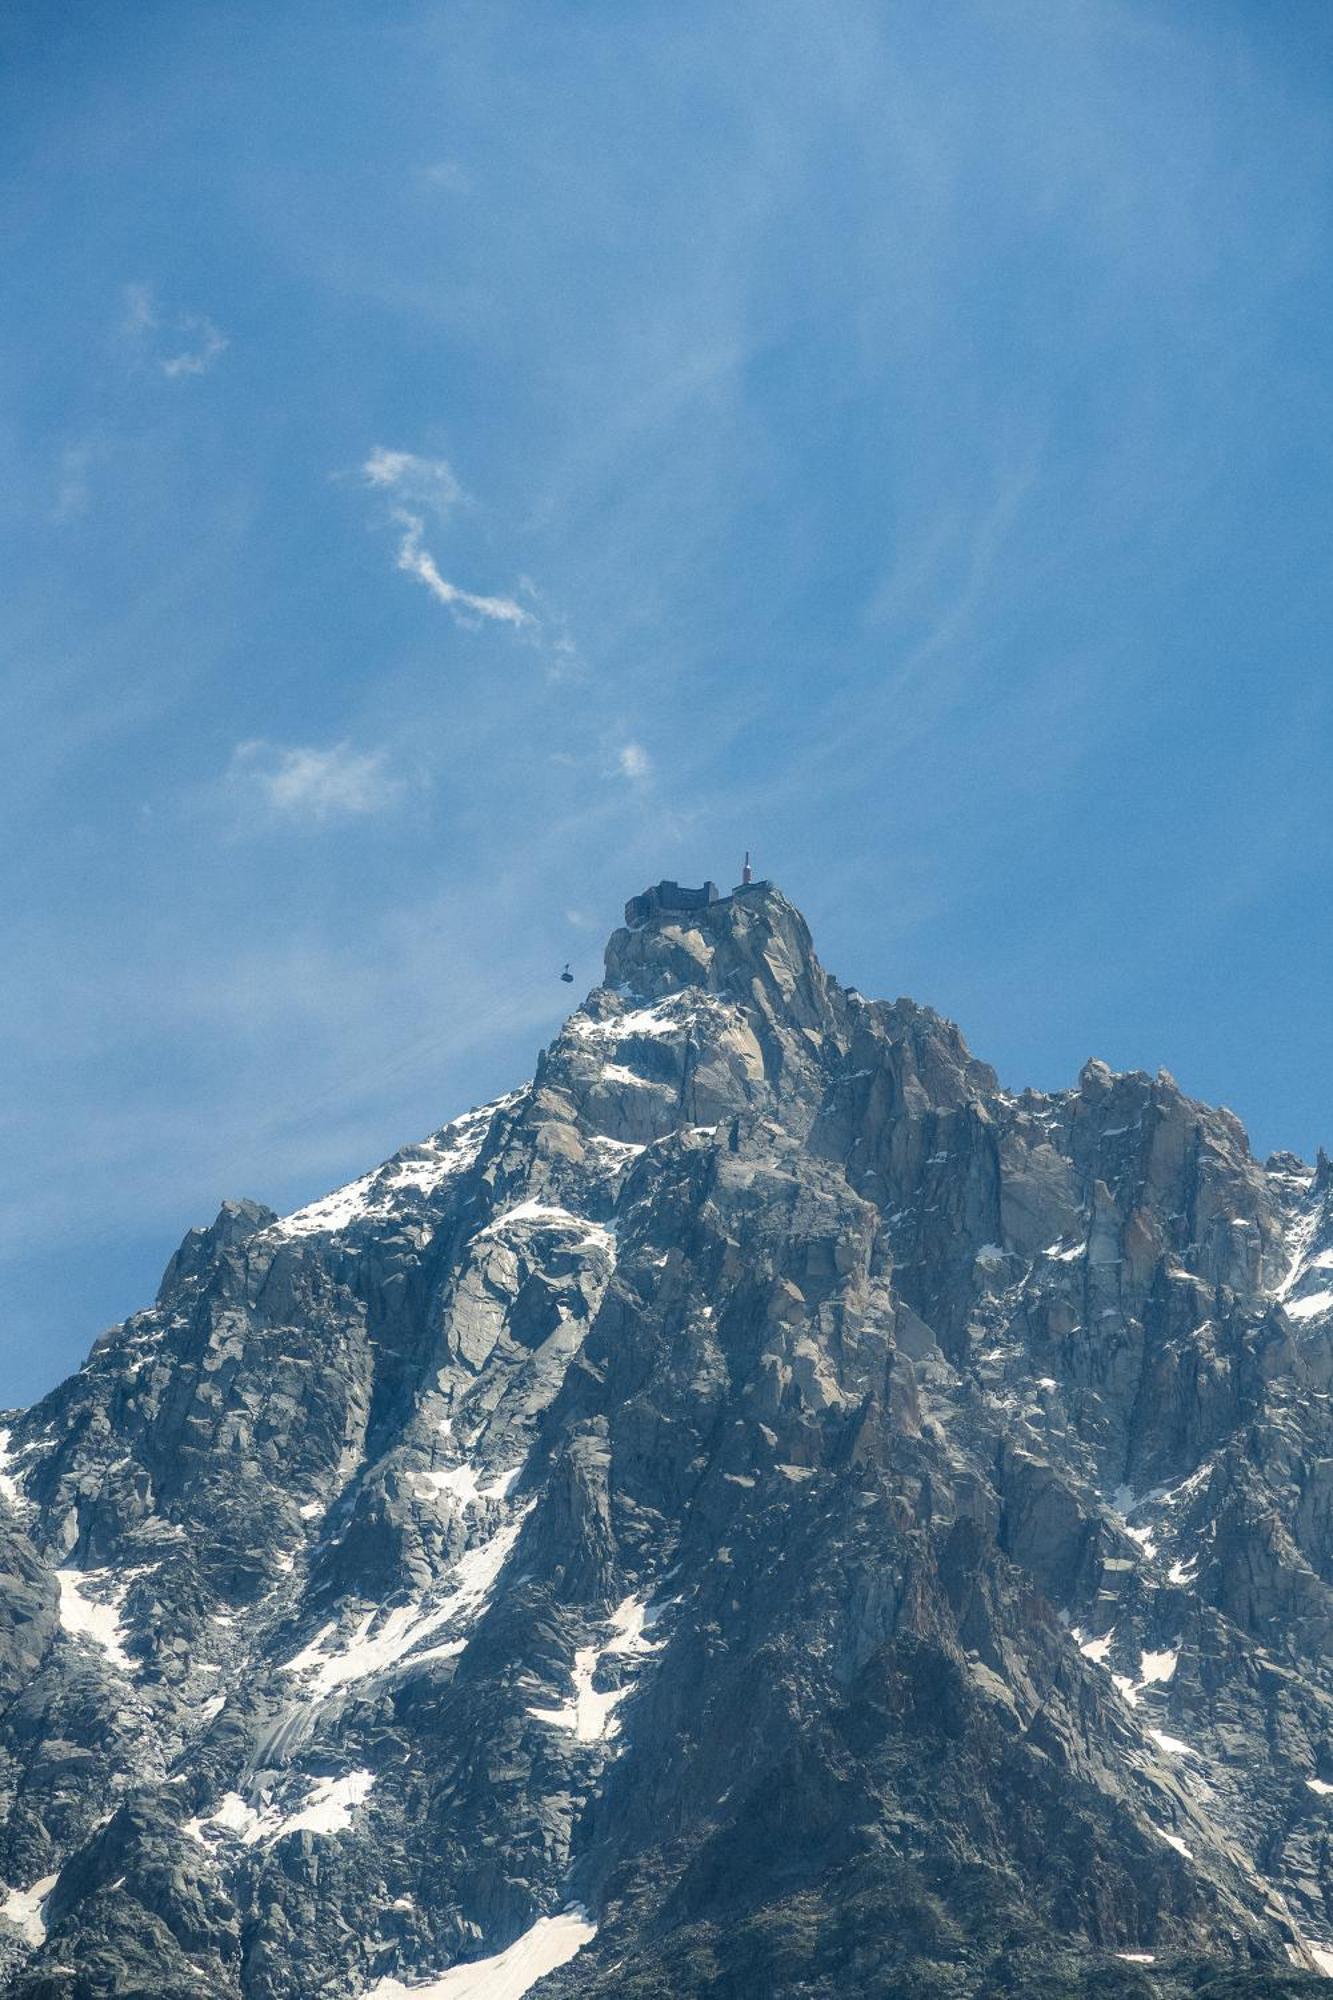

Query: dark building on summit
left=623, top=880, right=720, bottom=929
left=623, top=857, right=764, bottom=930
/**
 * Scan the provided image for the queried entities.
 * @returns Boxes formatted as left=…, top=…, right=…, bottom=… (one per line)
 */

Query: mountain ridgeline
left=3, top=879, right=1333, bottom=1999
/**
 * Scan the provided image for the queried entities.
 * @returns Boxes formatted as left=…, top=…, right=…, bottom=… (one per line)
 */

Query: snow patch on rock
left=1139, top=1647, right=1178, bottom=1687
left=528, top=1596, right=661, bottom=1743
left=477, top=1201, right=616, bottom=1261
left=0, top=1873, right=58, bottom=1947
left=1147, top=1730, right=1197, bottom=1759
left=1288, top=1291, right=1333, bottom=1323
left=569, top=1001, right=695, bottom=1042
left=55, top=1567, right=133, bottom=1672
left=187, top=1770, right=374, bottom=1848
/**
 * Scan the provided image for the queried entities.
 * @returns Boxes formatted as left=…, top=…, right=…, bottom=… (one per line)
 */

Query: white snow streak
left=586, top=1135, right=647, bottom=1160
left=1277, top=1200, right=1321, bottom=1301
left=598, top=1062, right=655, bottom=1089
left=477, top=1201, right=616, bottom=1260
left=364, top=1909, right=596, bottom=1999
left=280, top=1517, right=526, bottom=1695
left=0, top=1429, right=23, bottom=1509
left=1274, top=1194, right=1333, bottom=1325
left=528, top=1596, right=659, bottom=1743
left=1156, top=1829, right=1194, bottom=1861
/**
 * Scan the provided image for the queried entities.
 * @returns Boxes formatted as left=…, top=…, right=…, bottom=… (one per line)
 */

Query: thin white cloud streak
left=618, top=741, right=650, bottom=779
left=392, top=510, right=531, bottom=627
left=227, top=740, right=405, bottom=822
left=358, top=445, right=531, bottom=628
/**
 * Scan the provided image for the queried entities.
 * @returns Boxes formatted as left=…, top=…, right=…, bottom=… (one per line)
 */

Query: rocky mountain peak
left=2, top=884, right=1333, bottom=1998
left=604, top=875, right=835, bottom=1033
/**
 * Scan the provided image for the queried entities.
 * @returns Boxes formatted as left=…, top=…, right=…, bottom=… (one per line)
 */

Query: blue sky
left=4, top=0, right=1332, bottom=1404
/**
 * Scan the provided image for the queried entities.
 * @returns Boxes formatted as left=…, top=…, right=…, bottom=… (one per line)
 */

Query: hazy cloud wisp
left=122, top=282, right=228, bottom=380
left=362, top=447, right=462, bottom=518
left=227, top=740, right=405, bottom=823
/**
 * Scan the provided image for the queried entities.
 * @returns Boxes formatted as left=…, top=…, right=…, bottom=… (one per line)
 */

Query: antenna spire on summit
left=741, top=850, right=753, bottom=886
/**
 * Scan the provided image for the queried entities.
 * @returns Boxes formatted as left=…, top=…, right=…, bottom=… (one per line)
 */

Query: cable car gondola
left=560, top=963, right=574, bottom=983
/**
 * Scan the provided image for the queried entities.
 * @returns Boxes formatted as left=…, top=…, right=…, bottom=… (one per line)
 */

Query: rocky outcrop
left=0, top=882, right=1331, bottom=1997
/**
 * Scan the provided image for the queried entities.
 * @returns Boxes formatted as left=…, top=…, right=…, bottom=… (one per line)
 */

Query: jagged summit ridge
left=0, top=882, right=1332, bottom=1997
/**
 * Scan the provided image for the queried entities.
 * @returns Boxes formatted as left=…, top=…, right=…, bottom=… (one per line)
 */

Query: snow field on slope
left=273, top=1097, right=512, bottom=1239
left=279, top=1514, right=529, bottom=1697
left=365, top=1909, right=595, bottom=2000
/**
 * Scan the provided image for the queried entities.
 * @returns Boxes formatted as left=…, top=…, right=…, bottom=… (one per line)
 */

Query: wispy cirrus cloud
left=617, top=741, right=651, bottom=779
left=362, top=446, right=462, bottom=518
left=225, top=740, right=405, bottom=824
left=393, top=512, right=531, bottom=627
left=161, top=320, right=228, bottom=379
left=122, top=282, right=229, bottom=380
left=360, top=444, right=532, bottom=629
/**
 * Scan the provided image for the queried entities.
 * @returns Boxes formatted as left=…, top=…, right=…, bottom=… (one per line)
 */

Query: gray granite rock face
left=2, top=883, right=1332, bottom=1997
